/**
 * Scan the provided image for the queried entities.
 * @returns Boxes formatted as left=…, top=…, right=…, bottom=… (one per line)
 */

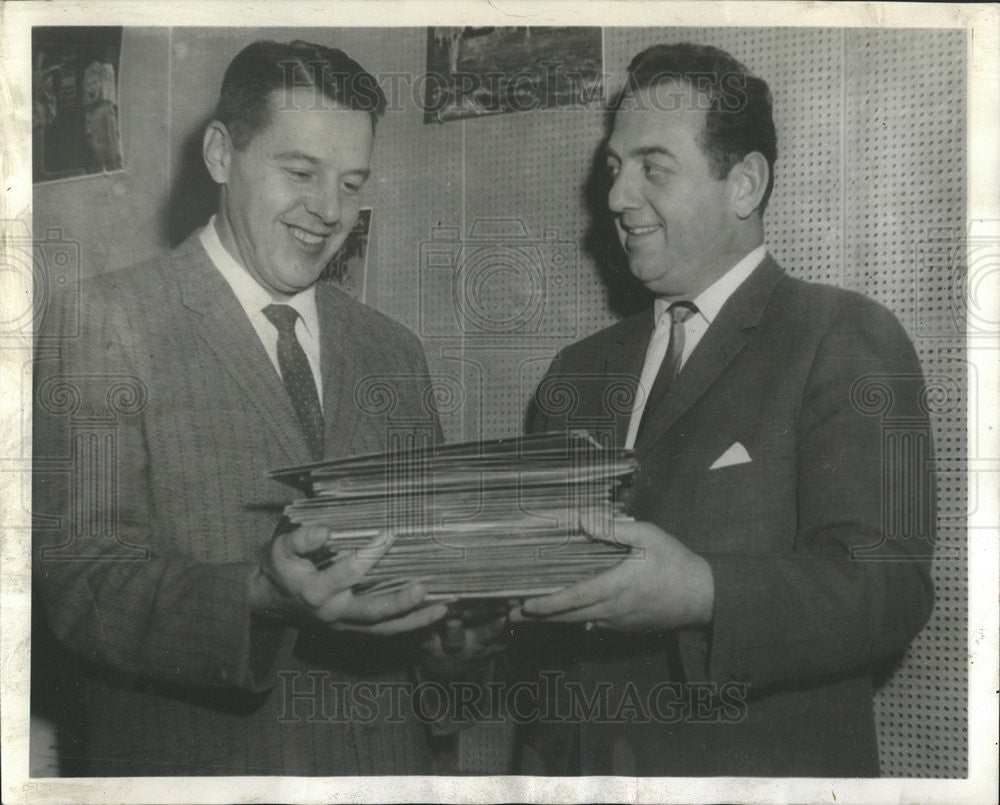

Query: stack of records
left=269, top=431, right=637, bottom=600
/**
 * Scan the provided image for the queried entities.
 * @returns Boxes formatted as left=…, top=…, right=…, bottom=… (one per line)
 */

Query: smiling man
left=516, top=43, right=935, bottom=777
left=33, top=40, right=453, bottom=776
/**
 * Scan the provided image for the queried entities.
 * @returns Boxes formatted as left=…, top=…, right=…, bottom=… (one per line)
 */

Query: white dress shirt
left=199, top=215, right=324, bottom=407
left=624, top=244, right=768, bottom=449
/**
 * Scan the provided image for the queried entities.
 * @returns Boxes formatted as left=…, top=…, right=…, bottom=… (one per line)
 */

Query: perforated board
left=844, top=28, right=968, bottom=778
left=373, top=27, right=967, bottom=778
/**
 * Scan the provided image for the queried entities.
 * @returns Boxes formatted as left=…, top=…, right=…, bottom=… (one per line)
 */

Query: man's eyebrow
left=273, top=151, right=322, bottom=164
left=633, top=145, right=678, bottom=160
left=272, top=151, right=371, bottom=179
left=603, top=143, right=678, bottom=161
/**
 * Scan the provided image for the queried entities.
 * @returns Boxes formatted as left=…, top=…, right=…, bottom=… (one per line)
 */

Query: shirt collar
left=654, top=243, right=768, bottom=326
left=199, top=214, right=319, bottom=337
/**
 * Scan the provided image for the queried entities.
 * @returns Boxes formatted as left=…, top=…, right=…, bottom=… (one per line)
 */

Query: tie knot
left=262, top=303, right=299, bottom=334
left=664, top=300, right=697, bottom=326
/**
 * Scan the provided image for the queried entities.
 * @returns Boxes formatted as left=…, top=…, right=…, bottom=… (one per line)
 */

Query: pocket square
left=709, top=442, right=752, bottom=470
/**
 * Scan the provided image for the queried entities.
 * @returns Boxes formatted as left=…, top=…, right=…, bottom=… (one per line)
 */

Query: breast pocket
left=696, top=456, right=798, bottom=553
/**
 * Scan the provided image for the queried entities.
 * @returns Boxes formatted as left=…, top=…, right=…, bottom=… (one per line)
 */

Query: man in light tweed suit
left=33, top=41, right=460, bottom=776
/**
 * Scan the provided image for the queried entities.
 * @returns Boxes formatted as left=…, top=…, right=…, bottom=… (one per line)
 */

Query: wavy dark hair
left=214, top=39, right=387, bottom=149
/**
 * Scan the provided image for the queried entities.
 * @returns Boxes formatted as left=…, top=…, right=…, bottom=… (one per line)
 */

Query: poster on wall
left=424, top=26, right=604, bottom=122
left=320, top=207, right=372, bottom=303
left=32, top=26, right=125, bottom=183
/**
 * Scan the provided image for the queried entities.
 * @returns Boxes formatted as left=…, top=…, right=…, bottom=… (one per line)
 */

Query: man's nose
left=607, top=166, right=640, bottom=214
left=305, top=182, right=341, bottom=225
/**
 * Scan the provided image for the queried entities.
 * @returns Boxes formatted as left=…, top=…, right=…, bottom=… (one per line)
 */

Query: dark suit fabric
left=518, top=257, right=935, bottom=776
left=33, top=234, right=441, bottom=775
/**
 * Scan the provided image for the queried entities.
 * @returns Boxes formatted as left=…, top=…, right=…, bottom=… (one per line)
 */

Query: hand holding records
left=249, top=522, right=450, bottom=634
left=512, top=515, right=716, bottom=632
left=268, top=431, right=638, bottom=604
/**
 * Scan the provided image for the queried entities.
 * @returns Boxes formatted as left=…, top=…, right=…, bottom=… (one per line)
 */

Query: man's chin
left=273, top=265, right=329, bottom=295
left=627, top=261, right=669, bottom=287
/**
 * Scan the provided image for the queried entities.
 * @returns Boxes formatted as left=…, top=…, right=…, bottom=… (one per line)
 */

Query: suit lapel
left=634, top=256, right=785, bottom=461
left=608, top=312, right=654, bottom=445
left=174, top=235, right=311, bottom=464
left=316, top=283, right=377, bottom=458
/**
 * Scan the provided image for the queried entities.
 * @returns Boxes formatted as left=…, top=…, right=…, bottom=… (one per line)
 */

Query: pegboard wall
left=31, top=26, right=967, bottom=778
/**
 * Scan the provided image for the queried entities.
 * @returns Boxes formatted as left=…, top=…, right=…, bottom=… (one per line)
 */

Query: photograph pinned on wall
left=320, top=208, right=372, bottom=303
left=32, top=26, right=125, bottom=183
left=424, top=26, right=604, bottom=123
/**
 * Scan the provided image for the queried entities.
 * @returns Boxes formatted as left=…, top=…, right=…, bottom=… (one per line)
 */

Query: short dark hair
left=214, top=40, right=387, bottom=150
left=615, top=43, right=778, bottom=213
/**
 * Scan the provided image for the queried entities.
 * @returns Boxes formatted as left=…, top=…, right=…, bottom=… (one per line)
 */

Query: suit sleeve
left=677, top=298, right=936, bottom=691
left=33, top=283, right=292, bottom=693
left=526, top=354, right=559, bottom=435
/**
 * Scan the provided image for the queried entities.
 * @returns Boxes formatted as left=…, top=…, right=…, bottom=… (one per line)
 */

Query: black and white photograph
left=320, top=207, right=372, bottom=302
left=1, top=3, right=997, bottom=804
left=424, top=26, right=604, bottom=122
left=31, top=26, right=125, bottom=183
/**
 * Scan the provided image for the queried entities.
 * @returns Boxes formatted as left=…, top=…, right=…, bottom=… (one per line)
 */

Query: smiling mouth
left=623, top=223, right=661, bottom=236
left=285, top=223, right=329, bottom=246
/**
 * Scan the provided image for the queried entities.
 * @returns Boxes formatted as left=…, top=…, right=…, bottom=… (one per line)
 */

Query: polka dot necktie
left=636, top=300, right=698, bottom=443
left=262, top=304, right=324, bottom=460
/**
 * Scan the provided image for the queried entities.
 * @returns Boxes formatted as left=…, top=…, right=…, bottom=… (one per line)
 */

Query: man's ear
left=203, top=120, right=233, bottom=185
left=728, top=151, right=769, bottom=219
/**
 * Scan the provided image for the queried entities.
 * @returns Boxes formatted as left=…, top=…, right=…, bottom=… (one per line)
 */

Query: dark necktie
left=636, top=301, right=697, bottom=442
left=262, top=303, right=324, bottom=460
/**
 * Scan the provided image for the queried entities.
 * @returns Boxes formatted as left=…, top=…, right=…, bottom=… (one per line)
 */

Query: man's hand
left=250, top=525, right=448, bottom=634
left=512, top=514, right=715, bottom=632
left=416, top=605, right=510, bottom=681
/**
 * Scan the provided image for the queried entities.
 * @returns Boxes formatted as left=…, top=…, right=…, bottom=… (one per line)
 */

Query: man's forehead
left=267, top=85, right=350, bottom=113
left=620, top=79, right=710, bottom=113
left=610, top=88, right=708, bottom=149
left=255, top=90, right=374, bottom=153
left=265, top=105, right=371, bottom=130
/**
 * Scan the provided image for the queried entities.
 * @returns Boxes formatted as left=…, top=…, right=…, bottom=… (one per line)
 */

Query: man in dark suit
left=32, top=40, right=465, bottom=776
left=513, top=43, right=935, bottom=776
